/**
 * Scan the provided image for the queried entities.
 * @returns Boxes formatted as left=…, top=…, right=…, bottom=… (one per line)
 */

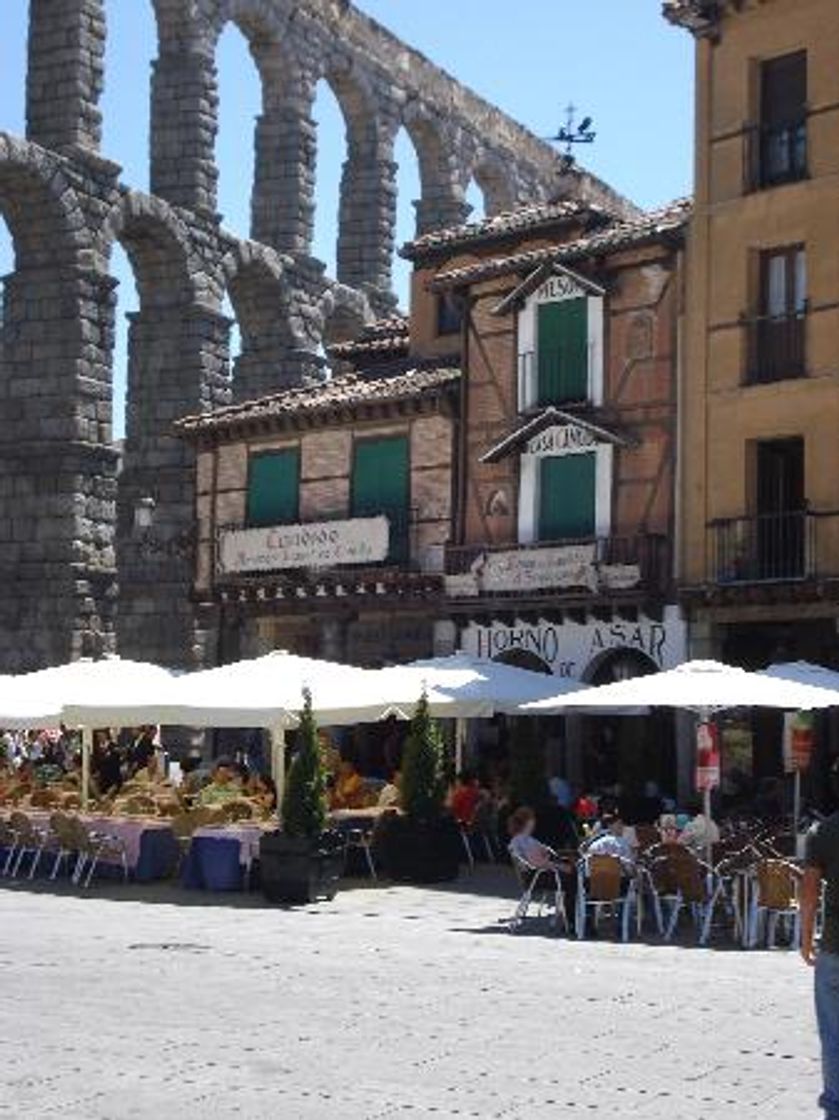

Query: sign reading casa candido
left=217, top=516, right=389, bottom=575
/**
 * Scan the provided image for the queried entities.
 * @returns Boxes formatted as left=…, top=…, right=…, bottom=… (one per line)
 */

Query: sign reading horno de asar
left=217, top=516, right=389, bottom=575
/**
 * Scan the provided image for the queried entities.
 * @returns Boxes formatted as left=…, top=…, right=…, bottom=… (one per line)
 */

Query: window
left=436, top=292, right=463, bottom=337
left=245, top=448, right=300, bottom=528
left=747, top=246, right=806, bottom=383
left=754, top=51, right=807, bottom=189
left=755, top=437, right=806, bottom=579
left=351, top=436, right=410, bottom=562
left=537, top=452, right=596, bottom=542
left=536, top=298, right=589, bottom=406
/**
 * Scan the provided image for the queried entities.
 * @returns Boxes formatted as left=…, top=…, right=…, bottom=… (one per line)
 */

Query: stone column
left=26, top=0, right=105, bottom=155
left=414, top=193, right=472, bottom=237
left=116, top=305, right=230, bottom=669
left=0, top=263, right=118, bottom=671
left=150, top=45, right=218, bottom=216
left=251, top=106, right=317, bottom=255
left=337, top=143, right=399, bottom=316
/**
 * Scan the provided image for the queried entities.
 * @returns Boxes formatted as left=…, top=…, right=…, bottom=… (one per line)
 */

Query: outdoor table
left=2, top=808, right=178, bottom=881
left=182, top=824, right=267, bottom=891
left=328, top=806, right=397, bottom=830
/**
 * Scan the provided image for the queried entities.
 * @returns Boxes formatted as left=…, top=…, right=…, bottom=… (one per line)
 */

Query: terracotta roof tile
left=176, top=364, right=460, bottom=437
left=662, top=0, right=721, bottom=32
left=328, top=315, right=410, bottom=360
left=428, top=199, right=692, bottom=291
left=401, top=199, right=610, bottom=259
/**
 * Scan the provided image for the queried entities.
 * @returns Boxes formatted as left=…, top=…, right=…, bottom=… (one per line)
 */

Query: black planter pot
left=260, top=830, right=345, bottom=905
left=374, top=815, right=461, bottom=884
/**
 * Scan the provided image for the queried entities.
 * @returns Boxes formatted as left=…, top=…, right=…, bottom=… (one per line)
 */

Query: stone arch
left=472, top=151, right=518, bottom=217
left=102, top=191, right=203, bottom=307
left=221, top=238, right=312, bottom=399
left=402, top=108, right=470, bottom=236
left=0, top=134, right=88, bottom=267
left=320, top=282, right=371, bottom=350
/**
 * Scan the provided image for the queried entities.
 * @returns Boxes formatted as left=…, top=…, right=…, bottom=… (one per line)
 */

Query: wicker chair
left=4, top=810, right=48, bottom=878
left=576, top=853, right=637, bottom=941
left=748, top=858, right=802, bottom=949
left=647, top=847, right=713, bottom=943
left=219, top=798, right=255, bottom=823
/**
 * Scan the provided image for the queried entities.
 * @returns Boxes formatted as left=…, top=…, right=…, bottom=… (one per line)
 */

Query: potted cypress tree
left=260, top=690, right=344, bottom=905
left=375, top=693, right=461, bottom=883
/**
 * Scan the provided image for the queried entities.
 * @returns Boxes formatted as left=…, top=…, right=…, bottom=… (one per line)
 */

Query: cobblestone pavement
left=0, top=871, right=821, bottom=1120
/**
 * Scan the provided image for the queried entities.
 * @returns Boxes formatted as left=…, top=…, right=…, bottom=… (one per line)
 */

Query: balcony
left=745, top=312, right=806, bottom=385
left=709, top=510, right=839, bottom=585
left=518, top=346, right=594, bottom=412
left=745, top=118, right=808, bottom=192
left=444, top=534, right=669, bottom=600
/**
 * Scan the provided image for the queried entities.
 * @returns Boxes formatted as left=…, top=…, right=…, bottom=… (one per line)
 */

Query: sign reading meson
left=217, top=516, right=389, bottom=575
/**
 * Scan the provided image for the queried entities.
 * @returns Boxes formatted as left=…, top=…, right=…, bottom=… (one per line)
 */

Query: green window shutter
left=537, top=298, right=589, bottom=405
left=351, top=437, right=409, bottom=561
left=246, top=449, right=300, bottom=528
left=538, top=452, right=597, bottom=541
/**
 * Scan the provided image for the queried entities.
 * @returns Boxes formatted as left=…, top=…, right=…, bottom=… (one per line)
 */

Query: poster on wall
left=783, top=711, right=815, bottom=774
left=695, top=721, right=721, bottom=793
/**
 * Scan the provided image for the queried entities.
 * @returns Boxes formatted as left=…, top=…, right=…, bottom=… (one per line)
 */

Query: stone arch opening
left=392, top=126, right=423, bottom=310
left=214, top=19, right=262, bottom=239
left=463, top=177, right=486, bottom=224
left=102, top=0, right=157, bottom=191
left=311, top=78, right=347, bottom=279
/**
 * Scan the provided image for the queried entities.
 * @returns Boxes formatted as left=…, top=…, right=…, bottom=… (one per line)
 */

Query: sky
left=0, top=1, right=694, bottom=437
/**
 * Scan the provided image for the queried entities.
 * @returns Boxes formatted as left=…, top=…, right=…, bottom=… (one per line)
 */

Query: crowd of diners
left=0, top=727, right=277, bottom=819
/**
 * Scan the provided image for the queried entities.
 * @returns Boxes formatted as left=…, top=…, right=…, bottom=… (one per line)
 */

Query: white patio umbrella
left=369, top=653, right=582, bottom=769
left=3, top=658, right=181, bottom=808
left=519, top=659, right=839, bottom=716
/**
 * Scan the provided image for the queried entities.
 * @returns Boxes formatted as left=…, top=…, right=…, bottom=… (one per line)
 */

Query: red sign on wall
left=696, top=721, right=721, bottom=793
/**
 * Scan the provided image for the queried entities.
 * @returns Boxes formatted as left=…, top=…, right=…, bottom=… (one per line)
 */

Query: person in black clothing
left=129, top=726, right=156, bottom=775
left=92, top=729, right=123, bottom=796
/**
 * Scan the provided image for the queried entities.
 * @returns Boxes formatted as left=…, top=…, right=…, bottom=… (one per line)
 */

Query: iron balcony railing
left=744, top=117, right=808, bottom=192
left=709, top=510, right=839, bottom=584
left=444, top=533, right=670, bottom=596
left=745, top=311, right=806, bottom=385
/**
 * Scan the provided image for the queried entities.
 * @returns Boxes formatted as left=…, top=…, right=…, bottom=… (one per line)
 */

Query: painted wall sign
left=536, top=274, right=585, bottom=303
left=217, top=515, right=389, bottom=575
left=444, top=545, right=640, bottom=598
left=460, top=606, right=686, bottom=681
left=526, top=423, right=596, bottom=457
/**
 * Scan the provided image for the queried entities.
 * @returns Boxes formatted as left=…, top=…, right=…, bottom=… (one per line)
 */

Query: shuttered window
left=537, top=298, right=589, bottom=405
left=246, top=449, right=300, bottom=528
left=351, top=437, right=410, bottom=562
left=538, top=452, right=597, bottom=542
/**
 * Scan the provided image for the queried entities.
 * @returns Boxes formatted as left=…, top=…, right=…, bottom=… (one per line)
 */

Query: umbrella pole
left=793, top=768, right=801, bottom=831
left=81, top=726, right=92, bottom=811
left=454, top=718, right=467, bottom=774
left=271, top=725, right=286, bottom=824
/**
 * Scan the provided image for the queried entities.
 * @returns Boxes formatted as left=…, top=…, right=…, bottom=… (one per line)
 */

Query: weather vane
left=544, top=103, right=596, bottom=162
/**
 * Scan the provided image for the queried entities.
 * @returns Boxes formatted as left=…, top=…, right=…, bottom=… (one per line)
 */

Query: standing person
left=802, top=791, right=839, bottom=1120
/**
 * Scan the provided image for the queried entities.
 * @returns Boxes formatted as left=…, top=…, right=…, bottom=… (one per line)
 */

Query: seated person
left=450, top=771, right=481, bottom=826
left=378, top=769, right=402, bottom=809
left=332, top=759, right=365, bottom=810
left=679, top=804, right=720, bottom=852
left=198, top=758, right=241, bottom=806
left=245, top=772, right=277, bottom=815
left=586, top=814, right=635, bottom=872
left=508, top=806, right=577, bottom=910
left=134, top=750, right=166, bottom=787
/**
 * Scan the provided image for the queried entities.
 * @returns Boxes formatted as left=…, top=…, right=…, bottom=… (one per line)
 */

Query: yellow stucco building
left=669, top=0, right=839, bottom=672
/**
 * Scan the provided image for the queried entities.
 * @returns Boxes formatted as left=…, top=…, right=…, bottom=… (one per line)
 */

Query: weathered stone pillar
left=150, top=45, right=218, bottom=216
left=414, top=193, right=472, bottom=238
left=116, top=305, right=229, bottom=669
left=251, top=105, right=317, bottom=255
left=26, top=0, right=105, bottom=155
left=337, top=142, right=399, bottom=316
left=0, top=263, right=118, bottom=671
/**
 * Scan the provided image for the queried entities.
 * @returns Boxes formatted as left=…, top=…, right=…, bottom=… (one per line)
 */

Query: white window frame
left=518, top=433, right=612, bottom=545
left=517, top=274, right=604, bottom=412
